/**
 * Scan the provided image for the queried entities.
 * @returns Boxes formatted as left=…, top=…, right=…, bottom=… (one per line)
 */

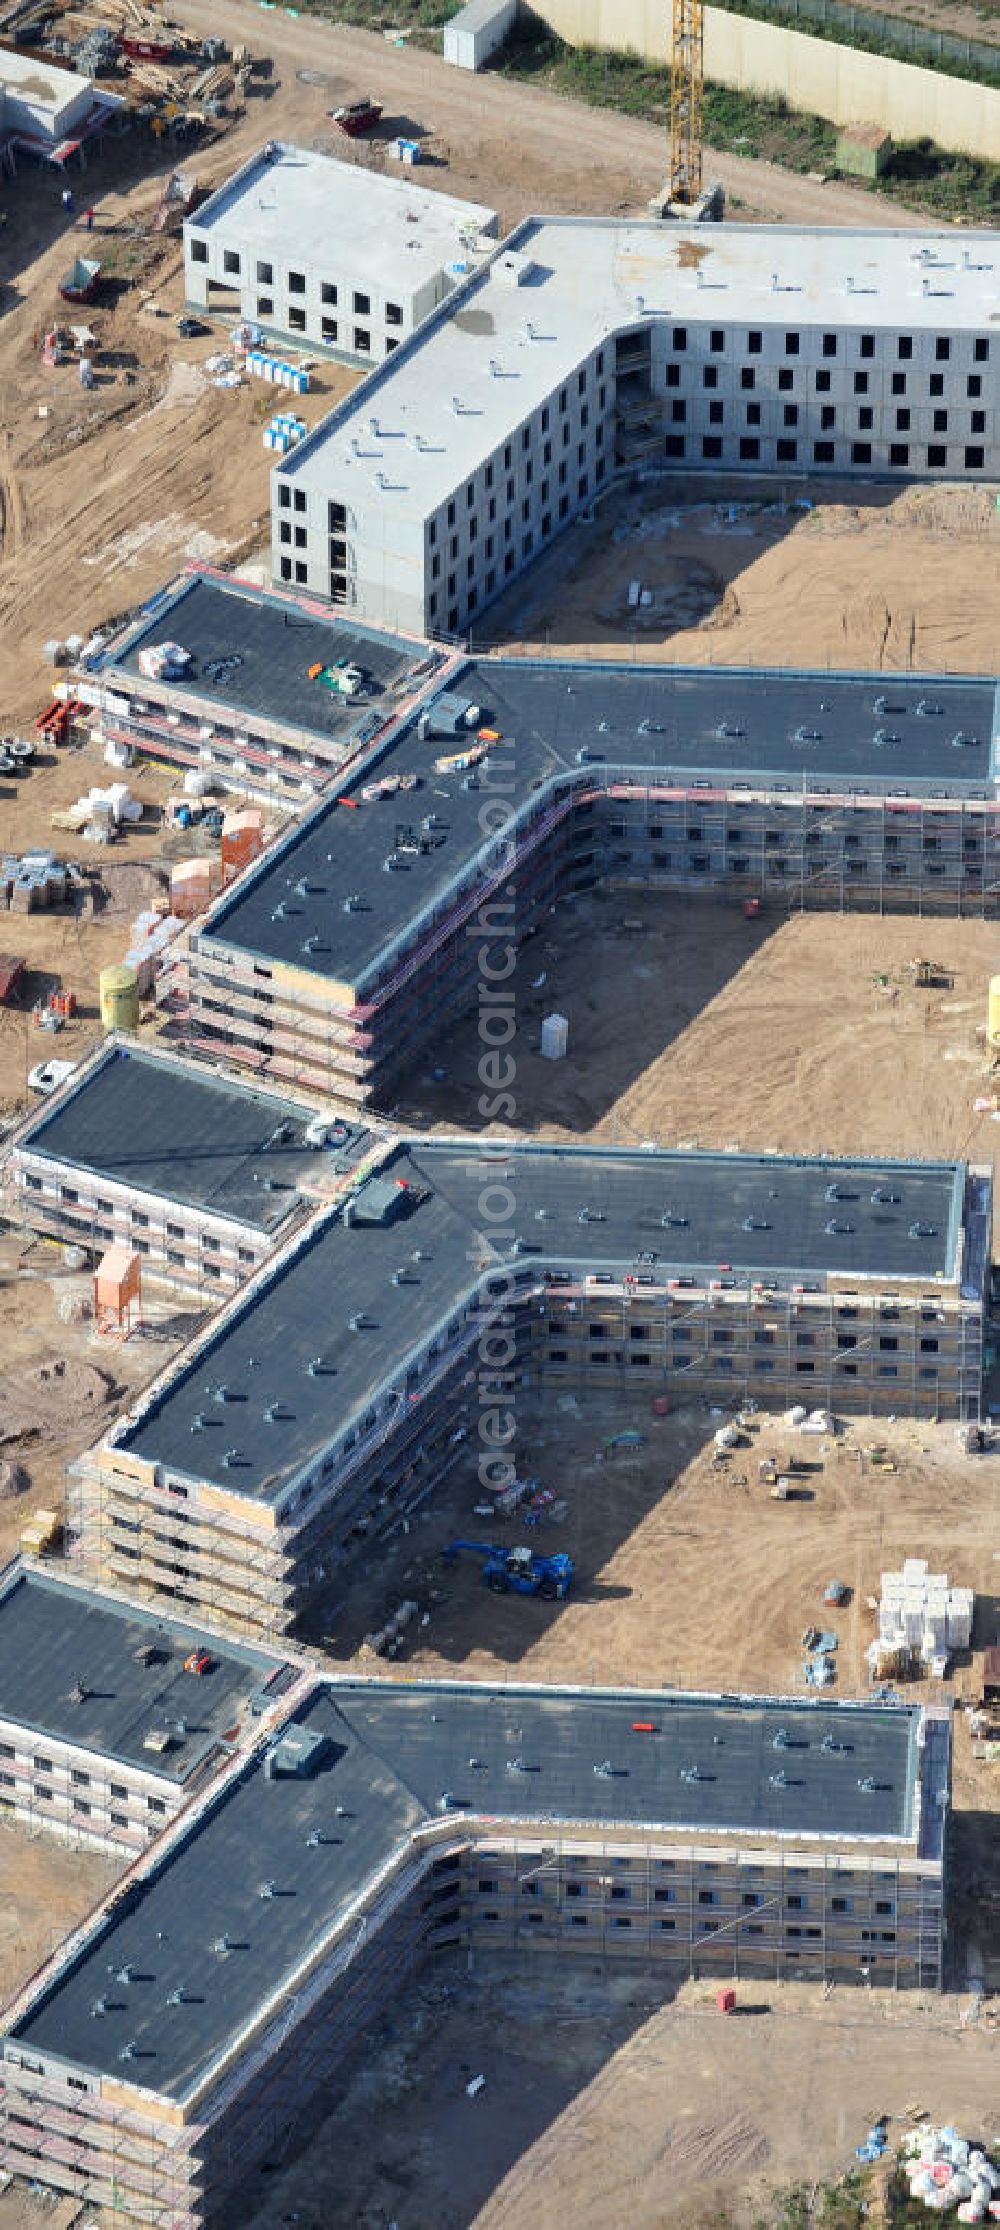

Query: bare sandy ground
left=217, top=1964, right=1000, bottom=2230
left=481, top=479, right=1000, bottom=678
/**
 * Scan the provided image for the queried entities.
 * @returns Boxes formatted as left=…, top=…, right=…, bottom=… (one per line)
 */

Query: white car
left=27, top=1059, right=78, bottom=1097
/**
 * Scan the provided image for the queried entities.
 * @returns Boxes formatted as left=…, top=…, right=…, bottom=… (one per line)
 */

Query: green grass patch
left=501, top=29, right=837, bottom=167
left=284, top=0, right=451, bottom=30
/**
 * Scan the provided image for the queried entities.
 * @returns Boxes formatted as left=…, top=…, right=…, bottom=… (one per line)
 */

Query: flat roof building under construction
left=0, top=1565, right=294, bottom=1858
left=270, top=216, right=1000, bottom=631
left=0, top=1567, right=284, bottom=1786
left=203, top=659, right=1000, bottom=997
left=78, top=569, right=444, bottom=799
left=72, top=1140, right=989, bottom=1635
left=117, top=1140, right=968, bottom=1507
left=162, top=652, right=1000, bottom=1104
left=183, top=144, right=497, bottom=365
left=6, top=1038, right=369, bottom=1291
left=0, top=1678, right=950, bottom=2223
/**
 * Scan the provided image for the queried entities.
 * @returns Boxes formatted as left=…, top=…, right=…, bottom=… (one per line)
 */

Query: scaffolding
left=0, top=1810, right=944, bottom=2228
left=169, top=775, right=1000, bottom=1109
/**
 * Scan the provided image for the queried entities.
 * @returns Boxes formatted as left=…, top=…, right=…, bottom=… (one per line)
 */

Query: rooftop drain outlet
left=909, top=1222, right=936, bottom=1239
left=769, top=1770, right=791, bottom=1789
left=871, top=1187, right=900, bottom=1206
left=259, top=1880, right=277, bottom=1900
left=119, top=2043, right=137, bottom=2063
left=825, top=1220, right=853, bottom=1236
left=593, top=1760, right=615, bottom=1779
left=90, top=1997, right=109, bottom=2018
left=213, top=1935, right=233, bottom=1956
left=222, top=1449, right=242, bottom=1468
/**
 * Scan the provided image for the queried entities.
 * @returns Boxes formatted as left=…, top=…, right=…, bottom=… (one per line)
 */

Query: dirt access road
left=167, top=0, right=930, bottom=234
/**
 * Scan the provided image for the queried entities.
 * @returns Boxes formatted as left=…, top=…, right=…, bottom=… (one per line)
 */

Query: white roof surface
left=0, top=48, right=97, bottom=114
left=447, top=0, right=516, bottom=27
left=280, top=215, right=1000, bottom=517
left=191, top=143, right=497, bottom=288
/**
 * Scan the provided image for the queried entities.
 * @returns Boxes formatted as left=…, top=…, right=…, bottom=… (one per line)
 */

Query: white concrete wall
left=183, top=226, right=424, bottom=360
left=277, top=341, right=613, bottom=632
left=531, top=0, right=1000, bottom=162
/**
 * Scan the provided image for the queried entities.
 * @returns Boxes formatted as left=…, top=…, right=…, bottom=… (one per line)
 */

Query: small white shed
left=443, top=0, right=518, bottom=72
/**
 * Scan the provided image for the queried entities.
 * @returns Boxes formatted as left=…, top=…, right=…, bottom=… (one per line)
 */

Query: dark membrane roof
left=9, top=1682, right=922, bottom=2100
left=0, top=1571, right=285, bottom=1781
left=19, top=1044, right=366, bottom=1232
left=203, top=659, right=999, bottom=988
left=103, top=572, right=435, bottom=758
left=118, top=1140, right=963, bottom=1505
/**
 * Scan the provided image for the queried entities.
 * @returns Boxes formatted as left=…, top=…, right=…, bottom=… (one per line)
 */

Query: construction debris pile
left=869, top=1560, right=973, bottom=1680
left=901, top=2125, right=1000, bottom=2219
left=8, top=0, right=249, bottom=138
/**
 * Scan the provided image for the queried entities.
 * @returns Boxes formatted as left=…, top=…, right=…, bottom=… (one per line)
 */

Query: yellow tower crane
left=668, top=0, right=705, bottom=206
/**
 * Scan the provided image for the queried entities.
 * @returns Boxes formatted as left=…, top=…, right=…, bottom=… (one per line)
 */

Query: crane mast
left=668, top=0, right=705, bottom=206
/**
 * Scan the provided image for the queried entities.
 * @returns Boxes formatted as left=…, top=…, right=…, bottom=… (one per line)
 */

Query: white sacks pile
left=901, top=2126, right=1000, bottom=2219
left=879, top=1560, right=973, bottom=1664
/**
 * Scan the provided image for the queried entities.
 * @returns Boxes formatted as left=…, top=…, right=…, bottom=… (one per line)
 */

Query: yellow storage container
left=989, top=975, right=1000, bottom=1048
left=100, top=963, right=140, bottom=1033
